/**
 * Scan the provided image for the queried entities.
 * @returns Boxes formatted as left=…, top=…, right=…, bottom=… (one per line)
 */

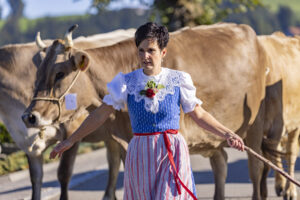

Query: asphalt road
left=1, top=147, right=300, bottom=200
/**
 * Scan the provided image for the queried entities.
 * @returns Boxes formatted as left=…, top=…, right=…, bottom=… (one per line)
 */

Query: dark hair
left=135, top=22, right=169, bottom=50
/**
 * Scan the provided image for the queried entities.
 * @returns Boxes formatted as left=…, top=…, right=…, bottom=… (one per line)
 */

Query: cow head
left=22, top=25, right=100, bottom=141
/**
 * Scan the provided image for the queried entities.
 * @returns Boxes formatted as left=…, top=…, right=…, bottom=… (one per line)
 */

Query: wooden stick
left=244, top=145, right=300, bottom=188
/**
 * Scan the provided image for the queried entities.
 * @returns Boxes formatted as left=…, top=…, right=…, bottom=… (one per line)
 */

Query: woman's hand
left=226, top=133, right=244, bottom=151
left=50, top=139, right=74, bottom=159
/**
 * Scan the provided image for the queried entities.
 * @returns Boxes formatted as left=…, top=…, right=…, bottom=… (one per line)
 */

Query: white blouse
left=103, top=67, right=202, bottom=113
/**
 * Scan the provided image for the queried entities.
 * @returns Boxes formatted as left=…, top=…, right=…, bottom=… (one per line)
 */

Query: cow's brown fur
left=258, top=33, right=300, bottom=200
left=26, top=23, right=270, bottom=200
left=0, top=30, right=134, bottom=200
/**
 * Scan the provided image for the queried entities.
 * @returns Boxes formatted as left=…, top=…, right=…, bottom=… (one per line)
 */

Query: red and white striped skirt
left=123, top=132, right=197, bottom=200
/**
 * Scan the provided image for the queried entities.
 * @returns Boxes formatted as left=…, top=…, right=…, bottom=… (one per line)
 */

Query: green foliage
left=0, top=0, right=299, bottom=45
left=0, top=20, right=4, bottom=29
left=262, top=0, right=300, bottom=20
left=90, top=0, right=264, bottom=30
left=0, top=123, right=13, bottom=144
left=0, top=8, right=150, bottom=46
left=0, top=151, right=28, bottom=175
left=277, top=6, right=294, bottom=31
left=225, top=6, right=281, bottom=34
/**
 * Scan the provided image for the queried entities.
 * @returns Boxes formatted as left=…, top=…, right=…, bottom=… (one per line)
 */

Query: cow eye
left=55, top=72, right=65, bottom=82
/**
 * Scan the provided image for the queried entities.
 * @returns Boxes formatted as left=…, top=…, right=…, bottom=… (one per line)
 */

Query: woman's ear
left=73, top=51, right=90, bottom=72
left=162, top=48, right=167, bottom=57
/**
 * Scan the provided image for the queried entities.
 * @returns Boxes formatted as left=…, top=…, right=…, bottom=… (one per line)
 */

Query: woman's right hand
left=50, top=139, right=74, bottom=159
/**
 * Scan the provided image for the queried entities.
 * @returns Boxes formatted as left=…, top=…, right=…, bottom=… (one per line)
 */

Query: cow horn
left=35, top=32, right=47, bottom=50
left=64, top=24, right=79, bottom=49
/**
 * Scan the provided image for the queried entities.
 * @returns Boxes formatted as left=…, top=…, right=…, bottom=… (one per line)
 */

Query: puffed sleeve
left=103, top=72, right=127, bottom=110
left=180, top=72, right=203, bottom=113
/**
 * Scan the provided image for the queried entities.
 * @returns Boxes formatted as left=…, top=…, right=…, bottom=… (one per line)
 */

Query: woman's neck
left=143, top=66, right=162, bottom=76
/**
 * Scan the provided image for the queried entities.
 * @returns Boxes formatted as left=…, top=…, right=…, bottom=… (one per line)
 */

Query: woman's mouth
left=143, top=61, right=152, bottom=65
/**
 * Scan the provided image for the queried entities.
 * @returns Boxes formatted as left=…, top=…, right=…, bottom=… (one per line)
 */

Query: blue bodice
left=103, top=67, right=203, bottom=134
left=127, top=87, right=181, bottom=133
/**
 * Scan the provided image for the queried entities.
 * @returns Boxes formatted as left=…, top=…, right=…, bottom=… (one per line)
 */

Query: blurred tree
left=8, top=0, right=24, bottom=19
left=225, top=6, right=280, bottom=35
left=277, top=5, right=294, bottom=32
left=0, top=0, right=24, bottom=44
left=0, top=4, right=2, bottom=19
left=88, top=0, right=264, bottom=30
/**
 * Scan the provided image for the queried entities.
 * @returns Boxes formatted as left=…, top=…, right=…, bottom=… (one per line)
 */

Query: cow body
left=258, top=33, right=300, bottom=200
left=25, top=23, right=271, bottom=200
left=0, top=29, right=135, bottom=200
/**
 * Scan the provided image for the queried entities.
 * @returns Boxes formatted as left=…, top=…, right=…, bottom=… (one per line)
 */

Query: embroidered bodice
left=103, top=67, right=202, bottom=133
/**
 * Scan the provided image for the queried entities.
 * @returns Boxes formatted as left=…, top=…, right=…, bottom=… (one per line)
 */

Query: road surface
left=1, top=147, right=300, bottom=200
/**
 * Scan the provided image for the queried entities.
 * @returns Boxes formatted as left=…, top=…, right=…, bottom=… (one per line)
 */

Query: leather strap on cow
left=134, top=129, right=198, bottom=200
left=32, top=70, right=81, bottom=123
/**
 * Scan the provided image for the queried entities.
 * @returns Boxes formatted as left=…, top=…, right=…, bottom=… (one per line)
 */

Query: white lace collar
left=126, top=67, right=182, bottom=113
left=140, top=67, right=165, bottom=81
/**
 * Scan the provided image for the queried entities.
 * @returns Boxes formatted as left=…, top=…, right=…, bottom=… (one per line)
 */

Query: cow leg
left=209, top=148, right=228, bottom=200
left=57, top=141, right=80, bottom=200
left=27, top=154, right=43, bottom=200
left=274, top=137, right=286, bottom=196
left=284, top=128, right=300, bottom=200
left=103, top=138, right=121, bottom=200
left=246, top=145, right=264, bottom=200
left=260, top=162, right=270, bottom=199
left=246, top=119, right=265, bottom=200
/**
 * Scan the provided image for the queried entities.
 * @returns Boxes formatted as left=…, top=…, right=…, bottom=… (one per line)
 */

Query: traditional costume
left=103, top=67, right=202, bottom=200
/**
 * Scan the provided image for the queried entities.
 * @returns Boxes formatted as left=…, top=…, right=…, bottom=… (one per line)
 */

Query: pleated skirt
left=123, top=133, right=197, bottom=200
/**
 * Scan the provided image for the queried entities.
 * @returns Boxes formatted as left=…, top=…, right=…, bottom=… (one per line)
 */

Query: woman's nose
left=144, top=52, right=151, bottom=59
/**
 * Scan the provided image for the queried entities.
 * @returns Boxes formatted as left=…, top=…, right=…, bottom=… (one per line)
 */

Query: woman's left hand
left=226, top=133, right=244, bottom=151
left=49, top=139, right=74, bottom=159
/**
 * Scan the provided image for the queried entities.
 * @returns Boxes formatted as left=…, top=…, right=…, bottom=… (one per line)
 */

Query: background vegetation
left=0, top=0, right=299, bottom=46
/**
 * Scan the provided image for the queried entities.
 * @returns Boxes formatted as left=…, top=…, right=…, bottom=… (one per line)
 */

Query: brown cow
left=23, top=23, right=270, bottom=200
left=0, top=28, right=134, bottom=200
left=258, top=32, right=300, bottom=200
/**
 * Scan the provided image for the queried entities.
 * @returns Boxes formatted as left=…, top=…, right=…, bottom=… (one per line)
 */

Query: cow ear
left=73, top=51, right=90, bottom=72
left=39, top=51, right=46, bottom=61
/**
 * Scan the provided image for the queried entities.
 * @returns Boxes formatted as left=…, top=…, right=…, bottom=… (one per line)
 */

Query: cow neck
left=0, top=45, right=40, bottom=104
left=85, top=39, right=139, bottom=99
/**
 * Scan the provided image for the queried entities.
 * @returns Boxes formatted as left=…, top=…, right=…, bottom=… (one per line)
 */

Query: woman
left=50, top=22, right=244, bottom=200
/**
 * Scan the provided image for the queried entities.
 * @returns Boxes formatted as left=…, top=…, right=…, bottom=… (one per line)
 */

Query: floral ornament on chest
left=139, top=80, right=165, bottom=98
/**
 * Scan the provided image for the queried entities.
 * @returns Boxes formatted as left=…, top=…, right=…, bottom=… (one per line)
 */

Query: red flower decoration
left=140, top=80, right=165, bottom=99
left=146, top=88, right=155, bottom=98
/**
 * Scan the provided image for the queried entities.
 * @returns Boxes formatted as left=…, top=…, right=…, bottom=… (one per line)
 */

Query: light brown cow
left=0, top=28, right=134, bottom=200
left=23, top=23, right=272, bottom=200
left=258, top=32, right=300, bottom=200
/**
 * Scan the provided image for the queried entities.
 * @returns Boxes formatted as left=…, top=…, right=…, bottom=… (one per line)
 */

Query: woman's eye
left=55, top=72, right=65, bottom=82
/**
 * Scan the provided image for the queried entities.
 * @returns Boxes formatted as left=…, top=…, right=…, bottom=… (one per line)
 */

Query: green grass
left=0, top=123, right=13, bottom=144
left=0, top=20, right=5, bottom=30
left=17, top=14, right=90, bottom=33
left=18, top=18, right=37, bottom=33
left=262, top=0, right=300, bottom=20
left=0, top=142, right=104, bottom=175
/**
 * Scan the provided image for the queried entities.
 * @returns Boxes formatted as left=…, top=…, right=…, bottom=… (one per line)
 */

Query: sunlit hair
left=135, top=22, right=169, bottom=50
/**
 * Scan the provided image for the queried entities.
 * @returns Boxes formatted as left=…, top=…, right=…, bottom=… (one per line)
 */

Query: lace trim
left=125, top=68, right=182, bottom=113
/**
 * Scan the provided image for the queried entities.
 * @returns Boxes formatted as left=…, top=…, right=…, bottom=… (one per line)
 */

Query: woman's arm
left=188, top=104, right=244, bottom=151
left=50, top=103, right=114, bottom=158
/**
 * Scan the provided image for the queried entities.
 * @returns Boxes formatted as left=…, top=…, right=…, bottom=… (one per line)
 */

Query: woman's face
left=137, top=38, right=166, bottom=73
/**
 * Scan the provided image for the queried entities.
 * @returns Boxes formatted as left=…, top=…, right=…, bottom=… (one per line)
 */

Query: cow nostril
left=28, top=114, right=36, bottom=125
